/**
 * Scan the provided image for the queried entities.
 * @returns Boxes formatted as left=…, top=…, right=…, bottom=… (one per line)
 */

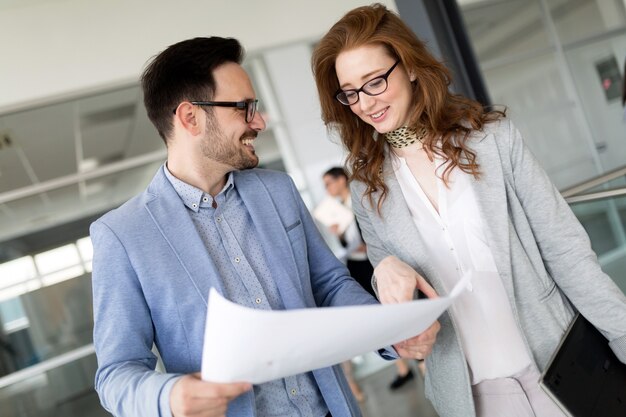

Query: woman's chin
left=373, top=124, right=397, bottom=135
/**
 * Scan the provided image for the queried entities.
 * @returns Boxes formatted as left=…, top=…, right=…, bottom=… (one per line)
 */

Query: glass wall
left=458, top=0, right=626, bottom=289
left=0, top=236, right=102, bottom=416
left=459, top=0, right=626, bottom=188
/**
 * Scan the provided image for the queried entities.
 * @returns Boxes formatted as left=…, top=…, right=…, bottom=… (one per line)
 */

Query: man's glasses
left=173, top=99, right=259, bottom=123
left=335, top=61, right=400, bottom=106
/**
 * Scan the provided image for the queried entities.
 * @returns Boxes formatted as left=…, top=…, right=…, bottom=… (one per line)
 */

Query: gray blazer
left=351, top=119, right=626, bottom=417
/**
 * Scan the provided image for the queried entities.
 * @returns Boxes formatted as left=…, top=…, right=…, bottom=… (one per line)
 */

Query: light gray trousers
left=471, top=365, right=568, bottom=417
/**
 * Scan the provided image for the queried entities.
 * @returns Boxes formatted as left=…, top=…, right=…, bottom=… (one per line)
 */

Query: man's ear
left=175, top=102, right=203, bottom=135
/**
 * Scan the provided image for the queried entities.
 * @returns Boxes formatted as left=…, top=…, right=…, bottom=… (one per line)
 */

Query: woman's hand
left=374, top=255, right=438, bottom=303
left=375, top=255, right=440, bottom=359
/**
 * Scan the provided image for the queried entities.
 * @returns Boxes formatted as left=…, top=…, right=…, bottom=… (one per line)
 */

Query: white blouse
left=390, top=151, right=531, bottom=384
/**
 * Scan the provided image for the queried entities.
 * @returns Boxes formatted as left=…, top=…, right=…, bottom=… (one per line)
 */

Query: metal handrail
left=0, top=342, right=166, bottom=390
left=0, top=149, right=166, bottom=205
left=0, top=344, right=94, bottom=389
left=565, top=186, right=626, bottom=204
left=561, top=165, right=626, bottom=198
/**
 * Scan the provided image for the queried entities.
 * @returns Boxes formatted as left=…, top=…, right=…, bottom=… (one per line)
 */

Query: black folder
left=540, top=314, right=626, bottom=417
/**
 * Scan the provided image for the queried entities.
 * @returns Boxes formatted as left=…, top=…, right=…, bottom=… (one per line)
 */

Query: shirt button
left=192, top=203, right=198, bottom=208
left=203, top=197, right=209, bottom=202
left=255, top=298, right=262, bottom=304
left=234, top=257, right=240, bottom=263
left=291, top=389, right=297, bottom=395
left=216, top=217, right=222, bottom=222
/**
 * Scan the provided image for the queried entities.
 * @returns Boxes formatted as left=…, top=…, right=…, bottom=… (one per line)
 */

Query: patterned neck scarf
left=383, top=126, right=428, bottom=149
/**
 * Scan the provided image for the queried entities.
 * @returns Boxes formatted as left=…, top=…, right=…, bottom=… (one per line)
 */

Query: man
left=91, top=37, right=439, bottom=417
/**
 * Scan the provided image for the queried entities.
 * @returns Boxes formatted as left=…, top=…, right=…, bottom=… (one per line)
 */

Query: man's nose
left=249, top=111, right=266, bottom=131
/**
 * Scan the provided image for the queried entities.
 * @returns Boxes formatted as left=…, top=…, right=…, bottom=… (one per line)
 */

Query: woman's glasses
left=335, top=61, right=400, bottom=106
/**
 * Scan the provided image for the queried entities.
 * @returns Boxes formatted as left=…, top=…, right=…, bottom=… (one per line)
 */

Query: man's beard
left=201, top=114, right=259, bottom=170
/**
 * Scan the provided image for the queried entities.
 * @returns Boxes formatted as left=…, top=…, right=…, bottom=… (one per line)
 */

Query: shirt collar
left=164, top=163, right=235, bottom=212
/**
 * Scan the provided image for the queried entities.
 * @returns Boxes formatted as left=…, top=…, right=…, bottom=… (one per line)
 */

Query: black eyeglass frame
left=173, top=99, right=259, bottom=123
left=335, top=60, right=401, bottom=106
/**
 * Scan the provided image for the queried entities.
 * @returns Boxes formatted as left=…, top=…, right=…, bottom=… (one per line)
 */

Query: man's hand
left=170, top=373, right=252, bottom=417
left=376, top=255, right=440, bottom=359
left=374, top=255, right=437, bottom=303
left=393, top=320, right=440, bottom=359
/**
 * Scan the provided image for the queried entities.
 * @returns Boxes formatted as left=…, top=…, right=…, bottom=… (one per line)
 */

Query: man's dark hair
left=141, top=37, right=244, bottom=143
left=323, top=166, right=348, bottom=180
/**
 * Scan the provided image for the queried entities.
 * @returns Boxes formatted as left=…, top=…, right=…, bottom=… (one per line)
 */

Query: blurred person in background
left=323, top=167, right=416, bottom=395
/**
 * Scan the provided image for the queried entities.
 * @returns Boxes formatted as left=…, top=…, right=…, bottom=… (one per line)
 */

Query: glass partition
left=457, top=0, right=626, bottom=189
left=0, top=353, right=109, bottom=417
left=570, top=194, right=626, bottom=294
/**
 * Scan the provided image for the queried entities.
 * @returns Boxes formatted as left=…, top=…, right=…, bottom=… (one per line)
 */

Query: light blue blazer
left=91, top=166, right=378, bottom=417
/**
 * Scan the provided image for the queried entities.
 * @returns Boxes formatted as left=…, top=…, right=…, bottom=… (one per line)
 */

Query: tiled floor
left=356, top=361, right=439, bottom=417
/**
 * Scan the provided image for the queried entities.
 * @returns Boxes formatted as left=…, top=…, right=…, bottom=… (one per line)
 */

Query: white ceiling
left=0, top=0, right=399, bottom=113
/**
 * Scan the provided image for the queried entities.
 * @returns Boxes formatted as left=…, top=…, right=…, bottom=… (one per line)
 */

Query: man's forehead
left=212, top=62, right=255, bottom=98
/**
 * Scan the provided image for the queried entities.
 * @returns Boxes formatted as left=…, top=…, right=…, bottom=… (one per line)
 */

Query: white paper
left=312, top=196, right=354, bottom=234
left=201, top=274, right=470, bottom=384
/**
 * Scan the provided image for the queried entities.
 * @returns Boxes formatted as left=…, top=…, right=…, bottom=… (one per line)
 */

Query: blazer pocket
left=285, top=219, right=302, bottom=232
left=539, top=282, right=572, bottom=331
left=539, top=282, right=557, bottom=302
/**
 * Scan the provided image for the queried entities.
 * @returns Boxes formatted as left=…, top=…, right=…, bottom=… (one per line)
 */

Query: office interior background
left=1, top=0, right=625, bottom=416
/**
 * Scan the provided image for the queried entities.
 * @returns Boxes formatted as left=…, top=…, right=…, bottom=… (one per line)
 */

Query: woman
left=311, top=4, right=626, bottom=417
left=323, top=166, right=416, bottom=392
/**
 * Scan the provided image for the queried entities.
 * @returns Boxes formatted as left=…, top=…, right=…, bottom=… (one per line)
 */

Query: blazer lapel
left=374, top=155, right=448, bottom=296
left=469, top=133, right=513, bottom=283
left=145, top=167, right=225, bottom=306
left=234, top=171, right=304, bottom=309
